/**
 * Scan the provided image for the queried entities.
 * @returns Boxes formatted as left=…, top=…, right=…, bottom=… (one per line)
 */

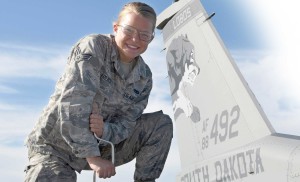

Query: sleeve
left=58, top=37, right=102, bottom=158
left=98, top=77, right=153, bottom=146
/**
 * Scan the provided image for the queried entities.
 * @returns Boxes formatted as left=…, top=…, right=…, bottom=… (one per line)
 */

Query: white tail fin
left=157, top=0, right=275, bottom=169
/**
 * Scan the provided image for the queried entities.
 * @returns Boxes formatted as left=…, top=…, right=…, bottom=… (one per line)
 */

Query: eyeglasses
left=117, top=24, right=154, bottom=42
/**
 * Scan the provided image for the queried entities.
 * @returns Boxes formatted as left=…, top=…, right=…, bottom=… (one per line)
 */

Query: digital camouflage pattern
left=25, top=34, right=153, bottom=172
left=24, top=153, right=77, bottom=182
left=25, top=111, right=173, bottom=182
left=101, top=111, right=173, bottom=181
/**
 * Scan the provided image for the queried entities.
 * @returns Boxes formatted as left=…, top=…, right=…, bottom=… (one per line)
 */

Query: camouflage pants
left=100, top=110, right=173, bottom=181
left=24, top=154, right=76, bottom=182
left=24, top=110, right=173, bottom=182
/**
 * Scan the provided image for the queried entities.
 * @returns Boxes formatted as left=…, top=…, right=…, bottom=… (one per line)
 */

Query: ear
left=113, top=23, right=118, bottom=34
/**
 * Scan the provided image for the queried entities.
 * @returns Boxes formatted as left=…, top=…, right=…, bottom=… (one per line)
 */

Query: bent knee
left=156, top=112, right=173, bottom=137
left=161, top=113, right=173, bottom=128
left=140, top=111, right=173, bottom=133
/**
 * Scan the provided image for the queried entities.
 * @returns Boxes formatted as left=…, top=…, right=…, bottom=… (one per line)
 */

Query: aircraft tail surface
left=157, top=0, right=275, bottom=169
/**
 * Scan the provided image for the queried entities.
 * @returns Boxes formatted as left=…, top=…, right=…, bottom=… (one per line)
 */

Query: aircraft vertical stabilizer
left=157, top=0, right=275, bottom=167
left=157, top=1, right=300, bottom=181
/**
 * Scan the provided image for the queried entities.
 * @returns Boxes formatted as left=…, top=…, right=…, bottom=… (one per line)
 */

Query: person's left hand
left=90, top=103, right=104, bottom=137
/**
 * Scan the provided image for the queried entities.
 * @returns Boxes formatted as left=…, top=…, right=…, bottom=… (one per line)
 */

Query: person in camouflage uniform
left=24, top=2, right=173, bottom=182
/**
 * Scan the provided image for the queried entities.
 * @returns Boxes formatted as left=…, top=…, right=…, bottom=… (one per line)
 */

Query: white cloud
left=235, top=0, right=300, bottom=135
left=0, top=95, right=43, bottom=180
left=0, top=43, right=70, bottom=181
left=0, top=145, right=28, bottom=182
left=0, top=85, right=19, bottom=94
left=234, top=50, right=300, bottom=135
left=0, top=109, right=41, bottom=147
left=0, top=103, right=18, bottom=111
left=0, top=43, right=68, bottom=81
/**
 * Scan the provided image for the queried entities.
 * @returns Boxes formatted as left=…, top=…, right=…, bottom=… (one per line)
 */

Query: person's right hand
left=86, top=156, right=116, bottom=179
left=90, top=103, right=104, bottom=137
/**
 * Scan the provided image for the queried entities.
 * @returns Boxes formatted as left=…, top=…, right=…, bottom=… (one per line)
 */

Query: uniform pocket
left=59, top=102, right=70, bottom=121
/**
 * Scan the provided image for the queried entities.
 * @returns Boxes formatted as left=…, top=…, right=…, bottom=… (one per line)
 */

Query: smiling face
left=113, top=12, right=153, bottom=63
left=182, top=50, right=200, bottom=85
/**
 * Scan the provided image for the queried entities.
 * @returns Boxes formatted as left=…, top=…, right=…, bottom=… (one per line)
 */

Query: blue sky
left=1, top=0, right=300, bottom=181
left=0, top=1, right=261, bottom=48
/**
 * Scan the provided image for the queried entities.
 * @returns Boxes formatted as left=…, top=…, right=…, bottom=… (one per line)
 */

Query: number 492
left=210, top=105, right=240, bottom=144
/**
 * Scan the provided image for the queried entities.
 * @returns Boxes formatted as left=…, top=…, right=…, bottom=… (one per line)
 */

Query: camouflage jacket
left=25, top=34, right=152, bottom=171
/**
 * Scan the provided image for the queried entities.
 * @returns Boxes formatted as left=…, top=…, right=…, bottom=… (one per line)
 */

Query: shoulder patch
left=75, top=53, right=92, bottom=62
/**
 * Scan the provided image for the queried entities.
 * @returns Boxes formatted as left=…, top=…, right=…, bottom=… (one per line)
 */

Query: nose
left=131, top=31, right=140, bottom=41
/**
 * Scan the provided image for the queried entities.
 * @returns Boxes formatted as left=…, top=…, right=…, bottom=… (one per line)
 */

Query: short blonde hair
left=116, top=2, right=157, bottom=32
